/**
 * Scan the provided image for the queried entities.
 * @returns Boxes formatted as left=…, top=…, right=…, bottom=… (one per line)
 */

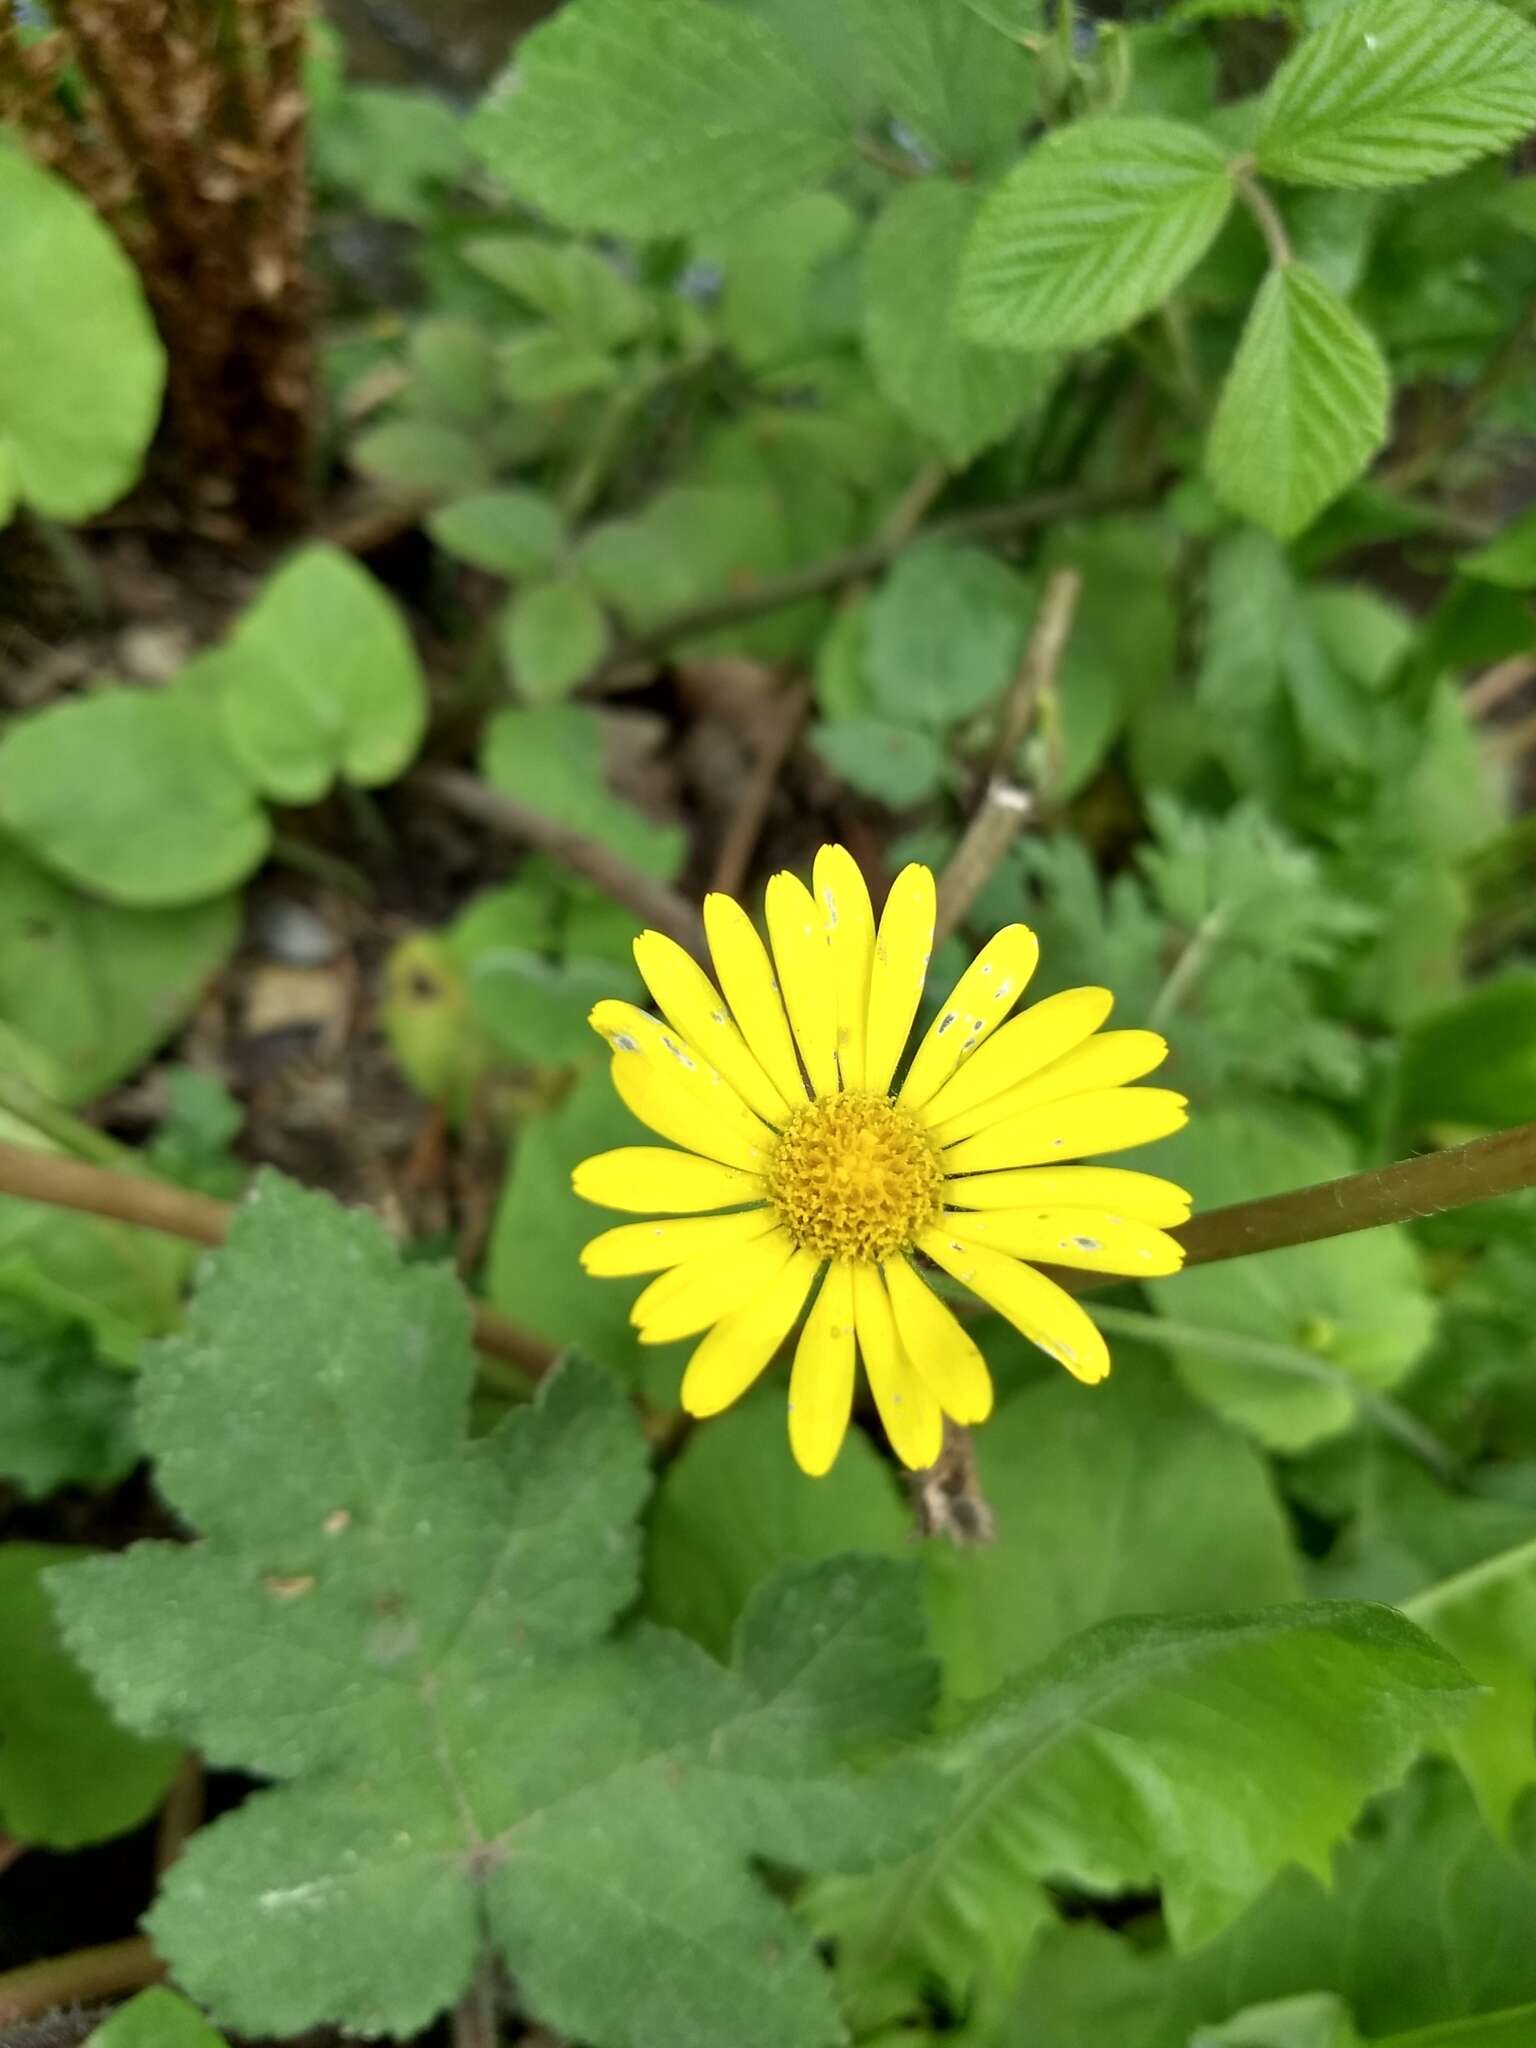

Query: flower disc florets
left=767, top=1090, right=944, bottom=1262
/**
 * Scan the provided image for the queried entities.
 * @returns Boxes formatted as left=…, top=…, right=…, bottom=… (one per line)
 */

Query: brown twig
left=988, top=567, right=1083, bottom=779
left=412, top=765, right=706, bottom=959
left=1486, top=703, right=1536, bottom=767
left=1467, top=653, right=1536, bottom=720
left=908, top=1421, right=996, bottom=1544
left=0, top=1142, right=556, bottom=1379
left=0, top=1939, right=163, bottom=2026
left=153, top=1754, right=205, bottom=1876
left=933, top=785, right=1035, bottom=947
left=451, top=1957, right=503, bottom=2048
left=709, top=685, right=810, bottom=899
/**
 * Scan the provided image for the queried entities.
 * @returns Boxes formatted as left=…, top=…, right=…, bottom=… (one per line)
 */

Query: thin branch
left=933, top=784, right=1035, bottom=948
left=1467, top=653, right=1536, bottom=720
left=0, top=1939, right=162, bottom=2026
left=709, top=684, right=810, bottom=899
left=988, top=566, right=1084, bottom=778
left=154, top=1753, right=204, bottom=1875
left=412, top=765, right=706, bottom=959
left=0, top=1142, right=557, bottom=1379
left=1231, top=160, right=1293, bottom=267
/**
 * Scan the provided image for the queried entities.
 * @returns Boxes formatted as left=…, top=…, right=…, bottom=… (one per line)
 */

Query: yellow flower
left=572, top=845, right=1190, bottom=1477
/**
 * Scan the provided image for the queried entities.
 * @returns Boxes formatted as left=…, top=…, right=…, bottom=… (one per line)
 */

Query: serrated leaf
left=0, top=1302, right=137, bottom=1499
left=85, top=1988, right=229, bottom=2048
left=1, top=1542, right=180, bottom=1847
left=863, top=181, right=1048, bottom=465
left=469, top=0, right=851, bottom=236
left=1206, top=262, right=1389, bottom=538
left=0, top=152, right=165, bottom=523
left=428, top=488, right=566, bottom=576
left=49, top=1179, right=946, bottom=2046
left=866, top=544, right=1029, bottom=727
left=1257, top=0, right=1536, bottom=190
left=0, top=837, right=237, bottom=1104
left=500, top=577, right=611, bottom=701
left=957, top=117, right=1235, bottom=351
left=836, top=0, right=1037, bottom=166
left=0, top=684, right=269, bottom=909
left=215, top=545, right=428, bottom=803
left=810, top=717, right=948, bottom=807
left=822, top=1604, right=1470, bottom=2019
left=481, top=704, right=684, bottom=882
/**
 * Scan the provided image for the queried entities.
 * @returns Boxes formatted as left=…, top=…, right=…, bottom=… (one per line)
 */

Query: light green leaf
left=836, top=0, right=1037, bottom=166
left=0, top=837, right=237, bottom=1104
left=1151, top=1109, right=1436, bottom=1450
left=481, top=704, right=685, bottom=882
left=499, top=327, right=618, bottom=402
left=810, top=717, right=948, bottom=807
left=1196, top=1994, right=1360, bottom=2048
left=500, top=577, right=611, bottom=701
left=924, top=1359, right=1300, bottom=1707
left=428, top=488, right=566, bottom=576
left=312, top=84, right=467, bottom=223
left=465, top=235, right=651, bottom=347
left=469, top=0, right=851, bottom=236
left=1257, top=0, right=1536, bottom=189
left=50, top=1179, right=946, bottom=2045
left=1, top=1543, right=179, bottom=1847
left=0, top=684, right=269, bottom=909
left=408, top=317, right=498, bottom=425
left=1206, top=262, right=1389, bottom=538
left=866, top=544, right=1029, bottom=727
left=1459, top=504, right=1536, bottom=589
left=0, top=1302, right=137, bottom=1499
left=216, top=544, right=428, bottom=803
left=351, top=418, right=494, bottom=495
left=864, top=181, right=1048, bottom=465
left=701, top=193, right=858, bottom=370
left=646, top=1388, right=909, bottom=1658
left=822, top=1604, right=1470, bottom=2018
left=580, top=485, right=786, bottom=636
left=1396, top=975, right=1536, bottom=1133
left=86, top=1988, right=230, bottom=2048
left=0, top=152, right=165, bottom=523
left=957, top=117, right=1235, bottom=351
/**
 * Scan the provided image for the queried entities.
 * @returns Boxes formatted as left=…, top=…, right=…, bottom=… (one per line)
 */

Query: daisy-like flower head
left=572, top=845, right=1191, bottom=1477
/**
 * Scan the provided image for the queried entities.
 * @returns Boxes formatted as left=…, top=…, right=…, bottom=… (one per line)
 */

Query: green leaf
left=216, top=545, right=427, bottom=803
left=580, top=485, right=786, bottom=636
left=924, top=1359, right=1300, bottom=1707
left=646, top=1389, right=909, bottom=1658
left=1459, top=504, right=1536, bottom=588
left=1257, top=0, right=1536, bottom=189
left=1396, top=975, right=1536, bottom=1133
left=1016, top=1765, right=1536, bottom=2048
left=866, top=544, right=1029, bottom=727
left=1, top=1542, right=180, bottom=1847
left=469, top=0, right=851, bottom=236
left=0, top=684, right=269, bottom=909
left=810, top=717, right=948, bottom=807
left=428, top=488, right=565, bottom=576
left=481, top=704, right=685, bottom=882
left=701, top=193, right=858, bottom=370
left=351, top=418, right=494, bottom=495
left=500, top=577, right=611, bottom=701
left=1151, top=1109, right=1436, bottom=1450
left=0, top=152, right=165, bottom=523
left=312, top=85, right=468, bottom=223
left=0, top=1302, right=137, bottom=1499
left=499, top=327, right=618, bottom=402
left=822, top=1604, right=1470, bottom=2018
left=863, top=181, right=1049, bottom=465
left=50, top=1178, right=946, bottom=2045
left=0, top=837, right=237, bottom=1104
left=1198, top=1994, right=1361, bottom=2048
left=408, top=317, right=498, bottom=425
left=86, top=1988, right=230, bottom=2048
left=1206, top=262, right=1390, bottom=538
left=957, top=117, right=1235, bottom=351
left=836, top=0, right=1037, bottom=166
left=465, top=236, right=651, bottom=347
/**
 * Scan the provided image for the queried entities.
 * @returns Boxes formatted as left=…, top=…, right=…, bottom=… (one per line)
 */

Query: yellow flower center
left=767, top=1091, right=944, bottom=1262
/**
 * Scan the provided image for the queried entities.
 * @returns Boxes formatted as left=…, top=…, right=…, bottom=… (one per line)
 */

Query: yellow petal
left=942, top=1087, right=1189, bottom=1174
left=573, top=1147, right=768, bottom=1214
left=919, top=1227, right=1110, bottom=1384
left=595, top=1001, right=776, bottom=1172
left=898, top=925, right=1040, bottom=1113
left=932, top=1028, right=1168, bottom=1144
left=765, top=870, right=839, bottom=1097
left=580, top=1207, right=778, bottom=1276
left=788, top=1260, right=856, bottom=1477
left=814, top=844, right=875, bottom=1092
left=865, top=863, right=936, bottom=1096
left=633, top=930, right=793, bottom=1128
left=681, top=1248, right=819, bottom=1417
left=852, top=1261, right=943, bottom=1470
left=941, top=1164, right=1192, bottom=1227
left=703, top=893, right=809, bottom=1110
left=632, top=1226, right=798, bottom=1344
left=919, top=987, right=1111, bottom=1136
left=940, top=1207, right=1185, bottom=1277
left=883, top=1254, right=993, bottom=1425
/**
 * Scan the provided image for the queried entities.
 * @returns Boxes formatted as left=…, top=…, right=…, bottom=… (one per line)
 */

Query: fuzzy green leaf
left=51, top=1178, right=946, bottom=2047
left=0, top=152, right=165, bottom=523
left=469, top=0, right=851, bottom=236
left=1207, top=263, right=1389, bottom=538
left=863, top=181, right=1049, bottom=465
left=1257, top=0, right=1536, bottom=190
left=215, top=545, right=428, bottom=804
left=957, top=117, right=1234, bottom=351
